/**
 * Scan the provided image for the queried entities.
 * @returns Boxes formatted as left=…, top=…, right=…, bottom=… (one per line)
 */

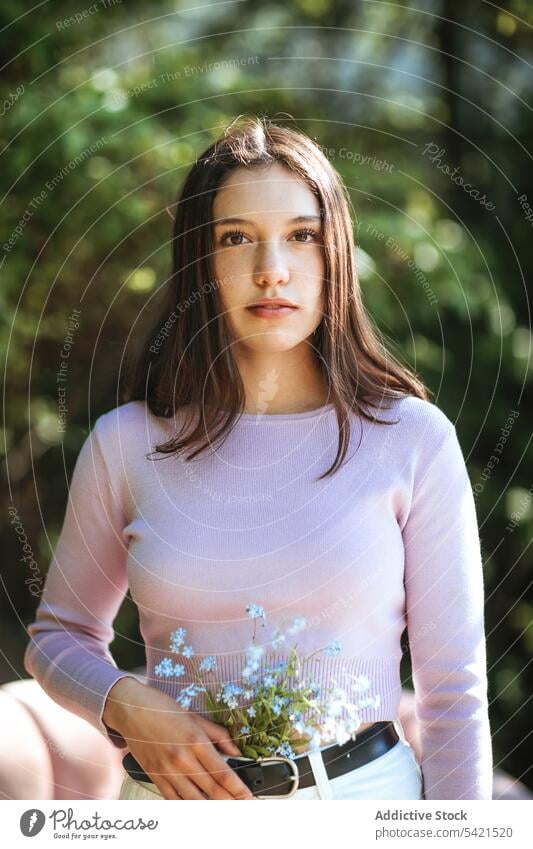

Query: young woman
left=24, top=117, right=493, bottom=801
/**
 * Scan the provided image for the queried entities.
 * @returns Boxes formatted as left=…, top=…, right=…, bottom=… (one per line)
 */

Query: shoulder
left=381, top=394, right=455, bottom=439
left=92, top=400, right=168, bottom=467
left=366, top=394, right=457, bottom=459
left=94, top=400, right=150, bottom=441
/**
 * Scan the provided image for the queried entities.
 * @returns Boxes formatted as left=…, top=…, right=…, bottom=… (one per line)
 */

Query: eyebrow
left=214, top=215, right=322, bottom=226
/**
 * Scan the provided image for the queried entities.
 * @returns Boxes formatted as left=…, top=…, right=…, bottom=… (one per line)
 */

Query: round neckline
left=234, top=402, right=335, bottom=422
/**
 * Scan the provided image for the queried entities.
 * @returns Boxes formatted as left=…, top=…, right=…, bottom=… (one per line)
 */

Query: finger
left=188, top=768, right=237, bottom=800
left=173, top=772, right=211, bottom=800
left=196, top=717, right=241, bottom=756
left=215, top=737, right=242, bottom=756
left=155, top=776, right=182, bottom=800
left=159, top=752, right=221, bottom=800
left=198, top=747, right=254, bottom=799
left=139, top=767, right=181, bottom=801
left=168, top=753, right=236, bottom=800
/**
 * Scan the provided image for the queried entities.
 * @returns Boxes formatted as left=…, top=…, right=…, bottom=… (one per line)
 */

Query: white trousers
left=118, top=721, right=423, bottom=801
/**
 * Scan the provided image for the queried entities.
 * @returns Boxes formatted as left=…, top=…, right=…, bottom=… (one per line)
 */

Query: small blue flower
left=271, top=631, right=286, bottom=649
left=275, top=741, right=296, bottom=760
left=271, top=695, right=285, bottom=716
left=246, top=603, right=266, bottom=622
left=247, top=643, right=264, bottom=657
left=310, top=680, right=322, bottom=698
left=176, top=683, right=203, bottom=710
left=243, top=643, right=264, bottom=679
left=287, top=616, right=307, bottom=635
left=198, top=655, right=217, bottom=673
left=221, top=683, right=242, bottom=709
left=262, top=666, right=281, bottom=679
left=246, top=705, right=256, bottom=718
left=263, top=674, right=276, bottom=688
left=154, top=657, right=176, bottom=678
left=169, top=628, right=187, bottom=651
left=323, top=639, right=342, bottom=657
left=239, top=725, right=250, bottom=735
left=172, top=663, right=185, bottom=677
left=182, top=645, right=194, bottom=658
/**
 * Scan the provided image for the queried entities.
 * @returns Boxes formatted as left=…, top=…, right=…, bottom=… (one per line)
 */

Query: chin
left=240, top=333, right=307, bottom=353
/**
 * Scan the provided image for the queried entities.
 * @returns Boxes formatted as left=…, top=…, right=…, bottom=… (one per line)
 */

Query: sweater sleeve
left=400, top=420, right=493, bottom=799
left=23, top=416, right=140, bottom=750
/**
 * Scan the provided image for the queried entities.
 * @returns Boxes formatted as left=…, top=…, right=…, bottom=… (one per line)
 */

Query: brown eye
left=292, top=229, right=319, bottom=243
left=220, top=229, right=248, bottom=246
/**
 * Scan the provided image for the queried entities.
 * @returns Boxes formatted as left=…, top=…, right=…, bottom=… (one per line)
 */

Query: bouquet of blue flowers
left=154, top=603, right=380, bottom=761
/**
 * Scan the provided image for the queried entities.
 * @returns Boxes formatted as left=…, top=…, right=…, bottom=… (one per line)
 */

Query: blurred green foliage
left=1, top=0, right=532, bottom=789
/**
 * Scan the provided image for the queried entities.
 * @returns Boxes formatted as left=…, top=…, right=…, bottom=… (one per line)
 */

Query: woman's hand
left=104, top=677, right=256, bottom=800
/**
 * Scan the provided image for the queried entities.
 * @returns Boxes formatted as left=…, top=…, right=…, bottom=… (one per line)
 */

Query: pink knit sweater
left=24, top=395, right=493, bottom=799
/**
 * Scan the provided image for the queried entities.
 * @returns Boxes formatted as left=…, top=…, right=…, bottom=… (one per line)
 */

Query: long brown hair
left=124, top=115, right=430, bottom=480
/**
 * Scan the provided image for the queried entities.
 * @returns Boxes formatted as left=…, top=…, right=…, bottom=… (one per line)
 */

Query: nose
left=253, top=239, right=290, bottom=287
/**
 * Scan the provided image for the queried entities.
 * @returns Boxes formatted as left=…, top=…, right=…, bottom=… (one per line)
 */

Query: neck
left=234, top=343, right=330, bottom=415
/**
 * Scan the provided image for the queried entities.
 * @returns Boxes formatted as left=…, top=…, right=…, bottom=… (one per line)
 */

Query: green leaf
left=204, top=689, right=218, bottom=712
left=243, top=745, right=259, bottom=758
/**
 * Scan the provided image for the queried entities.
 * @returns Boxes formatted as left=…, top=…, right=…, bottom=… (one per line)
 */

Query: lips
left=247, top=300, right=298, bottom=309
left=246, top=304, right=298, bottom=318
left=248, top=305, right=296, bottom=310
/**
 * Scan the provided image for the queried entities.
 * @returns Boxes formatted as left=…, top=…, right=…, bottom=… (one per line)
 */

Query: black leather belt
left=122, top=721, right=399, bottom=798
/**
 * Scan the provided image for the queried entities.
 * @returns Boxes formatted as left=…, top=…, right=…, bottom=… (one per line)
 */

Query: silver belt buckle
left=254, top=754, right=300, bottom=799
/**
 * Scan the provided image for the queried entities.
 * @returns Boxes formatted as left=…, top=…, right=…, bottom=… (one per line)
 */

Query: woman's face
left=211, top=162, right=325, bottom=355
